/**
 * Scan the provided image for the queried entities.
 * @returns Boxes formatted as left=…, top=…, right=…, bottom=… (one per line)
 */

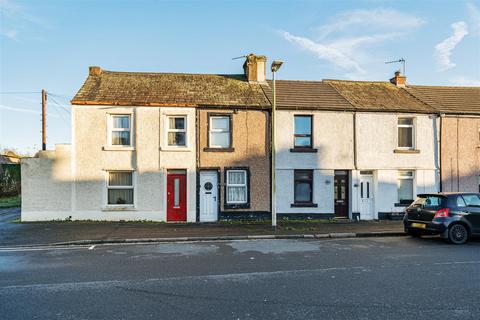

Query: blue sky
left=1, top=0, right=479, bottom=154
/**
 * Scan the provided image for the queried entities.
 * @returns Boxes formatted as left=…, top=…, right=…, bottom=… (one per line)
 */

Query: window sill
left=103, top=146, right=135, bottom=151
left=102, top=206, right=136, bottom=211
left=160, top=146, right=193, bottom=152
left=224, top=203, right=250, bottom=209
left=291, top=203, right=318, bottom=208
left=393, top=149, right=420, bottom=154
left=203, top=147, right=235, bottom=152
left=290, top=148, right=318, bottom=153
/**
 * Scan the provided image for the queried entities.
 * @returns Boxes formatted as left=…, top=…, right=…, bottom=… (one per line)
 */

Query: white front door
left=199, top=171, right=218, bottom=222
left=359, top=175, right=374, bottom=220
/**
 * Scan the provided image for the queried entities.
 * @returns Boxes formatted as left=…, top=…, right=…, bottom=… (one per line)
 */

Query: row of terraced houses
left=21, top=54, right=480, bottom=222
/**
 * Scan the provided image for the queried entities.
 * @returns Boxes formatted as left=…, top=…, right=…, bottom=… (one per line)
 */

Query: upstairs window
left=294, top=115, right=313, bottom=148
left=167, top=116, right=186, bottom=146
left=226, top=170, right=247, bottom=204
left=397, top=118, right=414, bottom=149
left=398, top=170, right=414, bottom=204
left=110, top=115, right=131, bottom=146
left=107, top=171, right=134, bottom=205
left=209, top=116, right=231, bottom=148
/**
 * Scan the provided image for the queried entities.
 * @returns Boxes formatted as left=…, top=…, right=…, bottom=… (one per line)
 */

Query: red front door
left=167, top=172, right=187, bottom=222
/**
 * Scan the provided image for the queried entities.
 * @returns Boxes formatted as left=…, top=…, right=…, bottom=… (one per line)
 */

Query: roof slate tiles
left=71, top=70, right=271, bottom=108
left=406, top=85, right=480, bottom=114
left=71, top=67, right=479, bottom=115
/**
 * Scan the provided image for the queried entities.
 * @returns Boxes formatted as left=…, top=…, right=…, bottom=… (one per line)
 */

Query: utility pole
left=42, top=89, right=47, bottom=150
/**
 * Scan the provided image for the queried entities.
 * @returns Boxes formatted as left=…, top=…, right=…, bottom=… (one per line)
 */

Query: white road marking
left=0, top=245, right=90, bottom=252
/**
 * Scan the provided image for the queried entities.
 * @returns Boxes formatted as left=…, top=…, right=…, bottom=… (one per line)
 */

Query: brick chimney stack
left=89, top=66, right=103, bottom=76
left=243, top=54, right=267, bottom=83
left=390, top=70, right=406, bottom=87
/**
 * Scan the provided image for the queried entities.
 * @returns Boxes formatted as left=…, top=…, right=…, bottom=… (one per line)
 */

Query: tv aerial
left=385, top=58, right=406, bottom=76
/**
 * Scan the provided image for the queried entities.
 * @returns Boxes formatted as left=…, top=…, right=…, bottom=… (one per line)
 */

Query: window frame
left=106, top=170, right=135, bottom=207
left=397, top=170, right=415, bottom=204
left=397, top=117, right=415, bottom=150
left=208, top=114, right=232, bottom=149
left=294, top=169, right=314, bottom=204
left=108, top=114, right=133, bottom=147
left=293, top=115, right=313, bottom=149
left=166, top=115, right=188, bottom=147
left=224, top=167, right=250, bottom=209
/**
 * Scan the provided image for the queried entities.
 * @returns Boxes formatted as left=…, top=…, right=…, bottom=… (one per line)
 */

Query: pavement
left=0, top=207, right=404, bottom=247
left=1, top=236, right=479, bottom=319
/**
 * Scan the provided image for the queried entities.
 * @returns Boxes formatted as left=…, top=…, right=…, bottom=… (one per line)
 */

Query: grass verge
left=0, top=196, right=21, bottom=208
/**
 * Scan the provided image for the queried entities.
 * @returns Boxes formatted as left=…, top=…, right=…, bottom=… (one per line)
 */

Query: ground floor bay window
left=107, top=171, right=134, bottom=205
left=398, top=170, right=414, bottom=205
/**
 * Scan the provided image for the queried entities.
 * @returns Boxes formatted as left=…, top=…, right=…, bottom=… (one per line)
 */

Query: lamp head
left=271, top=60, right=284, bottom=72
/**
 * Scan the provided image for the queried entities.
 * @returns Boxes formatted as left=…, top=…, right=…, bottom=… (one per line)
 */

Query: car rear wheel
left=447, top=224, right=469, bottom=245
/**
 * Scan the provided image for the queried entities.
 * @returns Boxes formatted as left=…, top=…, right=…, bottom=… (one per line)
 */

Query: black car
left=404, top=193, right=480, bottom=244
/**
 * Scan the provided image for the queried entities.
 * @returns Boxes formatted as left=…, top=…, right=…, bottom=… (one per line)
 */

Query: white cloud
left=1, top=29, right=18, bottom=40
left=0, top=104, right=62, bottom=117
left=434, top=21, right=469, bottom=71
left=316, top=8, right=425, bottom=39
left=283, top=31, right=366, bottom=75
left=0, top=104, right=40, bottom=115
left=282, top=8, right=423, bottom=78
left=467, top=2, right=480, bottom=34
left=0, top=0, right=47, bottom=40
left=449, top=76, right=480, bottom=86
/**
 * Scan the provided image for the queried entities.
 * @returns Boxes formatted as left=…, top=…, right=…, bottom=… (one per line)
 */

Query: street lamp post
left=271, top=60, right=283, bottom=229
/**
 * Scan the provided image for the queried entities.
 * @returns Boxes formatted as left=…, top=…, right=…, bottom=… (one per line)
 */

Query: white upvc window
left=109, top=114, right=131, bottom=146
left=209, top=116, right=231, bottom=148
left=167, top=116, right=187, bottom=147
left=398, top=170, right=414, bottom=204
left=397, top=117, right=415, bottom=149
left=226, top=170, right=247, bottom=204
left=107, top=171, right=134, bottom=205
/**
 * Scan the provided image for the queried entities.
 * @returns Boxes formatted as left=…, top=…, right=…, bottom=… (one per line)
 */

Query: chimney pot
left=390, top=70, right=406, bottom=87
left=243, top=54, right=267, bottom=83
left=89, top=66, right=102, bottom=76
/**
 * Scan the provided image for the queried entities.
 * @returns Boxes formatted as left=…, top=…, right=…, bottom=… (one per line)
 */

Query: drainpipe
left=438, top=114, right=443, bottom=192
left=353, top=112, right=357, bottom=170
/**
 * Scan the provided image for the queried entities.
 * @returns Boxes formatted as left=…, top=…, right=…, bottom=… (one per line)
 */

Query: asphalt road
left=1, top=236, right=479, bottom=320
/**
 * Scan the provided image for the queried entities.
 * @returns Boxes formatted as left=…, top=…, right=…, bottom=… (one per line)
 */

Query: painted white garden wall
left=21, top=144, right=72, bottom=221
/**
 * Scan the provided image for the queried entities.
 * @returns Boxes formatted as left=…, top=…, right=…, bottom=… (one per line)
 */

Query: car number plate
left=411, top=222, right=426, bottom=229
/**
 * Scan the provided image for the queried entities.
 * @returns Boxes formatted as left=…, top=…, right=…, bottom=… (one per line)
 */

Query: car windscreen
left=411, top=195, right=444, bottom=208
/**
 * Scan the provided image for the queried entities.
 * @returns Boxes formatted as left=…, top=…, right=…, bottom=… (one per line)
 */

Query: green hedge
left=0, top=164, right=21, bottom=197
